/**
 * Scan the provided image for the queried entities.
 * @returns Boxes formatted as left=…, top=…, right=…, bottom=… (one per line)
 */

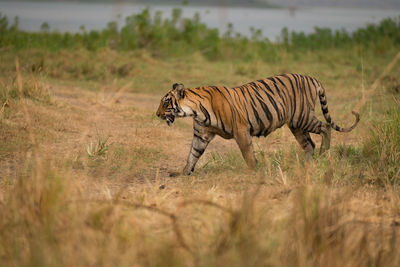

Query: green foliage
left=86, top=134, right=110, bottom=158
left=201, top=151, right=246, bottom=174
left=335, top=144, right=363, bottom=164
left=0, top=11, right=399, bottom=61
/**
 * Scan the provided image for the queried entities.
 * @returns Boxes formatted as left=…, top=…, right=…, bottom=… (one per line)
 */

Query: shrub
left=0, top=12, right=399, bottom=61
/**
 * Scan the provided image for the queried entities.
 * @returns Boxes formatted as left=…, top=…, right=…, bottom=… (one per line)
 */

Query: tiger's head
left=156, top=83, right=188, bottom=126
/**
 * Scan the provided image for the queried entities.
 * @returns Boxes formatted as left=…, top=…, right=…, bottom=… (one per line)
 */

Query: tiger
left=156, top=73, right=360, bottom=175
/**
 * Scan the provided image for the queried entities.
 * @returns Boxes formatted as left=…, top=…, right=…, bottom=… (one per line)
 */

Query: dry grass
left=0, top=49, right=400, bottom=266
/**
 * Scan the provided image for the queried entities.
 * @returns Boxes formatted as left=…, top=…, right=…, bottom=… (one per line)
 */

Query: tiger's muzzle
left=156, top=112, right=175, bottom=126
left=165, top=114, right=175, bottom=126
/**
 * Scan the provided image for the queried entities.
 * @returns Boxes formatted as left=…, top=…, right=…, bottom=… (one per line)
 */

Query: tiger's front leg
left=234, top=129, right=257, bottom=170
left=183, top=126, right=215, bottom=175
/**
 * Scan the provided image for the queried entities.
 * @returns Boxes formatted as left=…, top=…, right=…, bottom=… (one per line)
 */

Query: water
left=0, top=1, right=399, bottom=40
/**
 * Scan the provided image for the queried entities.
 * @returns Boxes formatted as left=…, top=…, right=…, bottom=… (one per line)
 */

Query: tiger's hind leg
left=305, top=116, right=331, bottom=155
left=290, top=127, right=316, bottom=160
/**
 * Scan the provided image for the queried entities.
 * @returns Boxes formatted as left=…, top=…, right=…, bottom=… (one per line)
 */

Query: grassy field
left=1, top=12, right=400, bottom=266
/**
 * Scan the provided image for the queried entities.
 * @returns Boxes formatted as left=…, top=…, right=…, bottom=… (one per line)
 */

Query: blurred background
left=1, top=0, right=399, bottom=41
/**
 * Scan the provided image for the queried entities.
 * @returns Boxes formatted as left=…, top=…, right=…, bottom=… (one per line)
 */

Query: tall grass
left=0, top=59, right=51, bottom=108
left=1, top=154, right=399, bottom=266
left=362, top=99, right=400, bottom=185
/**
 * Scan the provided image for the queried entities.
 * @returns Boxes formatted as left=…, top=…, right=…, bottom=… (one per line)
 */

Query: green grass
left=86, top=133, right=110, bottom=158
left=200, top=150, right=247, bottom=174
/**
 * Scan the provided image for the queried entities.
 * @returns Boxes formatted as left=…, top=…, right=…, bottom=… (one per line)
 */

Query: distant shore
left=1, top=0, right=281, bottom=8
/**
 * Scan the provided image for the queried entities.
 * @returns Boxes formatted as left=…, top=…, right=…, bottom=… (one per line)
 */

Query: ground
left=0, top=49, right=399, bottom=266
left=6, top=77, right=360, bottom=189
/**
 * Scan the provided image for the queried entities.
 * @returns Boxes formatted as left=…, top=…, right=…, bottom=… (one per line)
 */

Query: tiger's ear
left=172, top=83, right=185, bottom=99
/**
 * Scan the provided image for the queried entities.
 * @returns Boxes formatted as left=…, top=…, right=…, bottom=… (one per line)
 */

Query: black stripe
left=304, top=76, right=314, bottom=102
left=222, top=86, right=239, bottom=120
left=200, top=103, right=211, bottom=125
left=300, top=75, right=309, bottom=128
left=292, top=74, right=300, bottom=92
left=249, top=83, right=272, bottom=122
left=303, top=117, right=313, bottom=131
left=272, top=82, right=287, bottom=108
left=186, top=98, right=198, bottom=105
left=223, top=86, right=233, bottom=98
left=193, top=147, right=205, bottom=156
left=271, top=83, right=287, bottom=122
left=187, top=89, right=204, bottom=99
left=251, top=104, right=265, bottom=136
left=301, top=75, right=312, bottom=104
left=255, top=95, right=273, bottom=122
left=244, top=86, right=257, bottom=107
left=283, top=74, right=297, bottom=123
left=275, top=76, right=286, bottom=88
left=268, top=79, right=284, bottom=101
left=233, top=88, right=255, bottom=134
left=250, top=82, right=258, bottom=89
left=213, top=86, right=230, bottom=103
left=243, top=104, right=255, bottom=135
left=220, top=116, right=226, bottom=134
left=300, top=75, right=307, bottom=94
left=258, top=80, right=276, bottom=96
left=307, top=134, right=316, bottom=149
left=294, top=74, right=305, bottom=128
left=238, top=86, right=247, bottom=98
left=325, top=115, right=332, bottom=123
left=202, top=87, right=213, bottom=97
left=267, top=77, right=276, bottom=84
left=298, top=78, right=310, bottom=128
left=297, top=111, right=305, bottom=129
left=258, top=80, right=281, bottom=121
left=249, top=82, right=261, bottom=95
left=214, top=86, right=236, bottom=120
left=309, top=77, right=318, bottom=90
left=275, top=77, right=292, bottom=116
left=307, top=119, right=318, bottom=132
left=301, top=108, right=310, bottom=129
left=194, top=133, right=208, bottom=143
left=251, top=83, right=276, bottom=122
left=263, top=92, right=279, bottom=121
left=215, top=109, right=227, bottom=134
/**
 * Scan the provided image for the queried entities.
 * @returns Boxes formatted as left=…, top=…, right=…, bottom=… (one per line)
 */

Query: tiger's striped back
left=182, top=73, right=358, bottom=138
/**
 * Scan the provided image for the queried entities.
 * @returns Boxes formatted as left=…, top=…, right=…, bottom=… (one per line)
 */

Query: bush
left=0, top=12, right=399, bottom=61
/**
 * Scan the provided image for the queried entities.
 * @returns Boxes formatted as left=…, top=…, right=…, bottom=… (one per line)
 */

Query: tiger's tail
left=318, top=86, right=360, bottom=132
